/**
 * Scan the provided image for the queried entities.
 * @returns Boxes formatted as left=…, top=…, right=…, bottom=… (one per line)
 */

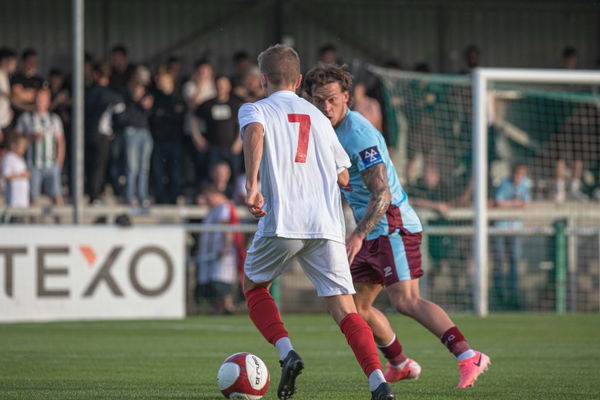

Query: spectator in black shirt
left=150, top=67, right=186, bottom=204
left=109, top=45, right=135, bottom=94
left=230, top=50, right=253, bottom=91
left=11, top=49, right=44, bottom=114
left=195, top=75, right=243, bottom=179
left=166, top=56, right=184, bottom=93
left=84, top=52, right=95, bottom=87
left=85, top=63, right=122, bottom=203
left=49, top=69, right=71, bottom=122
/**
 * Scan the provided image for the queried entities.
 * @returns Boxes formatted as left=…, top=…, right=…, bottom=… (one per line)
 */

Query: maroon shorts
left=350, top=229, right=424, bottom=286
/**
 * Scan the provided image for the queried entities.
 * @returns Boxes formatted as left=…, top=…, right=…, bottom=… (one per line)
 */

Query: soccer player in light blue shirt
left=305, top=64, right=490, bottom=388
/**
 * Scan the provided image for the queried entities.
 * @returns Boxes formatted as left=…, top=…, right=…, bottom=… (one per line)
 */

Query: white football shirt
left=1, top=151, right=30, bottom=208
left=238, top=90, right=351, bottom=243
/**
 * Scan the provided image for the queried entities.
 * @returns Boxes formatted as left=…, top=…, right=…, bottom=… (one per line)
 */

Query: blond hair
left=257, top=44, right=301, bottom=87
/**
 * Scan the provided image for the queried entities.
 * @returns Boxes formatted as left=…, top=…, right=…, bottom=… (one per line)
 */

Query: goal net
left=372, top=66, right=600, bottom=314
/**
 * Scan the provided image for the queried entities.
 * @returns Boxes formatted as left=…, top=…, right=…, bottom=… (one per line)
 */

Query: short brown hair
left=7, top=133, right=27, bottom=148
left=257, top=44, right=300, bottom=87
left=303, top=63, right=353, bottom=97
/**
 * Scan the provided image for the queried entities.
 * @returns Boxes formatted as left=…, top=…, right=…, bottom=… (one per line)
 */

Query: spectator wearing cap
left=166, top=56, right=184, bottom=93
left=230, top=50, right=253, bottom=90
left=183, top=59, right=216, bottom=108
left=460, top=45, right=480, bottom=73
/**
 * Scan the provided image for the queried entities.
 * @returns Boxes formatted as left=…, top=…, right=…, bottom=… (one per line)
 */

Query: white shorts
left=244, top=236, right=355, bottom=297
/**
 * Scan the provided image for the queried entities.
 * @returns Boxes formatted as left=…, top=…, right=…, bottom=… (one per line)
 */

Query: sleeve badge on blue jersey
left=359, top=146, right=383, bottom=168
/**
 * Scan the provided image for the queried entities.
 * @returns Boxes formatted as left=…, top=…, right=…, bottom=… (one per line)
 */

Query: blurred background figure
left=15, top=88, right=65, bottom=206
left=85, top=63, right=121, bottom=204
left=461, top=44, right=480, bottom=73
left=1, top=135, right=29, bottom=219
left=11, top=49, right=44, bottom=115
left=562, top=46, right=578, bottom=69
left=113, top=78, right=154, bottom=207
left=0, top=48, right=17, bottom=143
left=195, top=75, right=243, bottom=180
left=353, top=81, right=383, bottom=132
left=318, top=43, right=339, bottom=65
left=150, top=66, right=185, bottom=204
left=196, top=184, right=243, bottom=315
left=492, top=164, right=531, bottom=310
left=109, top=45, right=135, bottom=94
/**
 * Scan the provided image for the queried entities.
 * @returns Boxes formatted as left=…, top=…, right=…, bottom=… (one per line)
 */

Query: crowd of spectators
left=2, top=43, right=594, bottom=211
left=0, top=45, right=269, bottom=211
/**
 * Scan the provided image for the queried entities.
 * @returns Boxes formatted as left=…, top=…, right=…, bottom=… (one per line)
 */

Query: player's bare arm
left=242, top=122, right=267, bottom=218
left=346, top=163, right=391, bottom=263
left=337, top=168, right=349, bottom=187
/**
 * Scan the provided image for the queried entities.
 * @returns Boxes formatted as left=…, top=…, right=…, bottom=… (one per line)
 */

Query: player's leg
left=244, top=236, right=302, bottom=359
left=386, top=230, right=490, bottom=388
left=354, top=281, right=421, bottom=382
left=243, top=236, right=304, bottom=400
left=298, top=240, right=395, bottom=399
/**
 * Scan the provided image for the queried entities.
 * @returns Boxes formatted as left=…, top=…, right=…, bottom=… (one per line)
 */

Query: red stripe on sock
left=340, top=313, right=382, bottom=377
left=245, top=287, right=288, bottom=344
left=380, top=336, right=407, bottom=366
left=441, top=326, right=471, bottom=357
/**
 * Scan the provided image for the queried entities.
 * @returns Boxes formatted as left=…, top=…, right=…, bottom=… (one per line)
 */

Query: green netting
left=371, top=66, right=600, bottom=313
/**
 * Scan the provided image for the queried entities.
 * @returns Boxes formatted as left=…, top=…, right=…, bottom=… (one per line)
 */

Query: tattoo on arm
left=355, top=164, right=392, bottom=236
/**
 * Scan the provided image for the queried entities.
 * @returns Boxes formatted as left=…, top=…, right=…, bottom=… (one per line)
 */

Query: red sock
left=379, top=335, right=407, bottom=366
left=340, top=313, right=382, bottom=377
left=245, top=287, right=288, bottom=344
left=441, top=326, right=471, bottom=357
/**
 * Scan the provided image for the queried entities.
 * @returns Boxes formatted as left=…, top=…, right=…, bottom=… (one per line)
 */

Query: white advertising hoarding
left=0, top=226, right=185, bottom=322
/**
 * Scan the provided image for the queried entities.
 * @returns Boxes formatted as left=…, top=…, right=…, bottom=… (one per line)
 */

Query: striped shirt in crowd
left=15, top=111, right=64, bottom=169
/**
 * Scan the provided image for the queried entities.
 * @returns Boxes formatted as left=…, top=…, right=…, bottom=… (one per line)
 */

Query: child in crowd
left=1, top=135, right=30, bottom=210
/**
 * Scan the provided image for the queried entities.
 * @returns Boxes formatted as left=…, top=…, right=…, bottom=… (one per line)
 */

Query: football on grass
left=217, top=352, right=270, bottom=399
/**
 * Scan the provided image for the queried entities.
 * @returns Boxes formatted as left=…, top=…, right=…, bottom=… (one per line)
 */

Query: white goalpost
left=472, top=68, right=600, bottom=316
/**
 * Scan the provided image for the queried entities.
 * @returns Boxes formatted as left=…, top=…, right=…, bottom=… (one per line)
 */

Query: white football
left=217, top=352, right=270, bottom=399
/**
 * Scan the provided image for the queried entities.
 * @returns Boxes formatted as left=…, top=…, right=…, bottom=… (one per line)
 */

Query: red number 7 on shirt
left=288, top=113, right=311, bottom=163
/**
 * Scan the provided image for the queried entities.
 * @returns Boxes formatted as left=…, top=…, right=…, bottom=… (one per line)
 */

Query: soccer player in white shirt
left=238, top=45, right=395, bottom=400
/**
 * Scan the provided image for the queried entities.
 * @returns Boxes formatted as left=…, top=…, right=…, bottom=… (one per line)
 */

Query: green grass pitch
left=1, top=314, right=599, bottom=399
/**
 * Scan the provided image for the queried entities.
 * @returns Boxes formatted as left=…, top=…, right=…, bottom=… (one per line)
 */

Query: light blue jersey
left=335, top=110, right=422, bottom=240
left=494, top=176, right=532, bottom=229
